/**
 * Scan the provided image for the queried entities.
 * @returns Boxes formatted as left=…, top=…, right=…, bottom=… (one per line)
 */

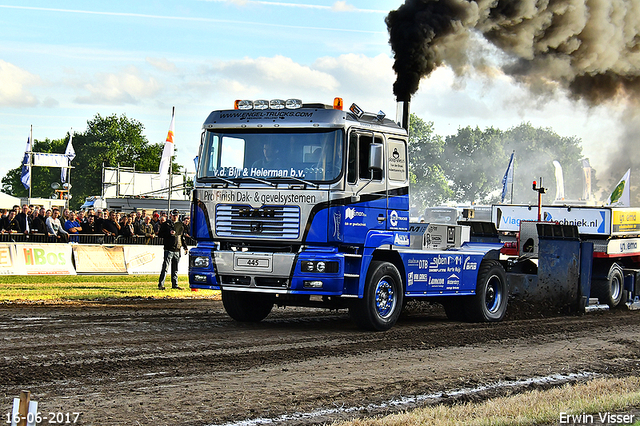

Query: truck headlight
left=192, top=256, right=210, bottom=268
left=300, top=260, right=338, bottom=273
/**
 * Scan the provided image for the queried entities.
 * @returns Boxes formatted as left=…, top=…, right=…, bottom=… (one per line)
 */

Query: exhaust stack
left=396, top=99, right=410, bottom=131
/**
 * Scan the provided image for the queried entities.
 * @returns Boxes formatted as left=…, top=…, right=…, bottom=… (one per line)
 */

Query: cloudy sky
left=0, top=0, right=624, bottom=197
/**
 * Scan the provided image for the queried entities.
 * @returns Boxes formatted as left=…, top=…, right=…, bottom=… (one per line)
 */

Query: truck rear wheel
left=349, top=261, right=403, bottom=331
left=593, top=263, right=626, bottom=308
left=465, top=260, right=508, bottom=322
left=222, top=290, right=274, bottom=322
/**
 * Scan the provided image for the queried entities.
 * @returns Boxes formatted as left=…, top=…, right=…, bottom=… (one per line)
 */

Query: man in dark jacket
left=157, top=209, right=188, bottom=290
left=15, top=204, right=32, bottom=235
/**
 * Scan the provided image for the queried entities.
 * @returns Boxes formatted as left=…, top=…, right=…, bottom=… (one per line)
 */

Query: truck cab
left=189, top=98, right=505, bottom=330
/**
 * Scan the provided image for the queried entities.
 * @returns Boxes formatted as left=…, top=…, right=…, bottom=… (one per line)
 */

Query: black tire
left=349, top=261, right=403, bottom=331
left=592, top=263, right=626, bottom=308
left=442, top=298, right=468, bottom=322
left=222, top=290, right=274, bottom=322
left=465, top=259, right=508, bottom=322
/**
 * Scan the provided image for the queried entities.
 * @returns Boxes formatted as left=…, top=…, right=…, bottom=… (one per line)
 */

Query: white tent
left=0, top=192, right=21, bottom=209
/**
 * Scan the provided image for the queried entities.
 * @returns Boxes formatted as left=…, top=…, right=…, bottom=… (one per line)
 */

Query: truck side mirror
left=369, top=143, right=383, bottom=171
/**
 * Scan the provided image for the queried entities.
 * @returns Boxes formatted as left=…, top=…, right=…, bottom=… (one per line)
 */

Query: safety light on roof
left=285, top=99, right=302, bottom=109
left=349, top=103, right=364, bottom=119
left=235, top=100, right=253, bottom=110
left=254, top=100, right=269, bottom=110
left=333, top=97, right=343, bottom=110
left=270, top=99, right=286, bottom=109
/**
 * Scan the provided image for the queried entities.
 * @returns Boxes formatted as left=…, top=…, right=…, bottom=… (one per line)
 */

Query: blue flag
left=20, top=136, right=31, bottom=190
left=501, top=152, right=514, bottom=202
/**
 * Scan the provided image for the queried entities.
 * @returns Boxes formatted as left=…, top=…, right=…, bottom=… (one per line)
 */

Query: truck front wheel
left=593, top=263, right=626, bottom=308
left=465, top=260, right=508, bottom=322
left=350, top=261, right=403, bottom=331
left=222, top=290, right=274, bottom=322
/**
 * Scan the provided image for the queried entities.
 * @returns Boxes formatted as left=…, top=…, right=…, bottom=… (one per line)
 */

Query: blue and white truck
left=188, top=98, right=640, bottom=330
left=188, top=98, right=511, bottom=330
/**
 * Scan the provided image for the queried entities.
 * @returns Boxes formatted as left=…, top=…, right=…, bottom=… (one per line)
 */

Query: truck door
left=386, top=137, right=410, bottom=232
left=342, top=131, right=387, bottom=244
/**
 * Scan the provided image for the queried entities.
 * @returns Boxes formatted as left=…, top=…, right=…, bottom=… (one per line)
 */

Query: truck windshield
left=197, top=129, right=343, bottom=182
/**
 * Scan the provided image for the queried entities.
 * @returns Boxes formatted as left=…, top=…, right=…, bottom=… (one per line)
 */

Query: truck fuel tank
left=408, top=223, right=470, bottom=250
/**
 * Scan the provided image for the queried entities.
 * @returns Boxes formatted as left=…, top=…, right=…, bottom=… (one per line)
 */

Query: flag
left=61, top=130, right=75, bottom=183
left=606, top=169, right=631, bottom=207
left=501, top=152, right=514, bottom=202
left=553, top=160, right=564, bottom=201
left=159, top=108, right=175, bottom=190
left=20, top=135, right=31, bottom=190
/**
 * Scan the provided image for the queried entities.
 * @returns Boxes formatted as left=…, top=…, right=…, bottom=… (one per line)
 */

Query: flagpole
left=167, top=106, right=174, bottom=214
left=510, top=150, right=515, bottom=204
left=67, top=129, right=72, bottom=209
left=29, top=125, right=32, bottom=200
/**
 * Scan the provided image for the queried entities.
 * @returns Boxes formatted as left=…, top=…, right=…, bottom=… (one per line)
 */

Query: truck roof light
left=286, top=99, right=302, bottom=109
left=333, top=97, right=343, bottom=110
left=235, top=100, right=253, bottom=110
left=254, top=100, right=269, bottom=110
left=270, top=99, right=286, bottom=109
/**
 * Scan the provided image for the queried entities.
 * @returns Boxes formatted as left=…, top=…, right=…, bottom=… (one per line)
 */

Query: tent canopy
left=0, top=192, right=22, bottom=210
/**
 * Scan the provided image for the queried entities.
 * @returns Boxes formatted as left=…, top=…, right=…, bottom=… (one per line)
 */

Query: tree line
left=408, top=114, right=596, bottom=212
left=2, top=114, right=178, bottom=210
left=2, top=112, right=594, bottom=211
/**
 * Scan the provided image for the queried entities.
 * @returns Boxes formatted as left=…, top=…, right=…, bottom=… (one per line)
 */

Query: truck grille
left=215, top=205, right=300, bottom=239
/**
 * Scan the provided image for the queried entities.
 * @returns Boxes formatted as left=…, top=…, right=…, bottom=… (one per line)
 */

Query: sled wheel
left=593, top=263, right=626, bottom=308
left=465, top=259, right=508, bottom=322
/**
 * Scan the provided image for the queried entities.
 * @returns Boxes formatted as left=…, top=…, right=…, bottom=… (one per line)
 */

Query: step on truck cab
left=189, top=98, right=505, bottom=330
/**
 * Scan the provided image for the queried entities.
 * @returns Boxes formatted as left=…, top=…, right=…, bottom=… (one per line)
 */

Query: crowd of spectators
left=0, top=204, right=192, bottom=245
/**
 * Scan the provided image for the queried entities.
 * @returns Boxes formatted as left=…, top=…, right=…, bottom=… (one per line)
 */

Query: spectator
left=119, top=215, right=137, bottom=238
left=46, top=209, right=69, bottom=242
left=151, top=212, right=161, bottom=234
left=0, top=210, right=20, bottom=233
left=182, top=216, right=191, bottom=238
left=157, top=209, right=188, bottom=290
left=94, top=209, right=103, bottom=230
left=15, top=204, right=32, bottom=235
left=137, top=215, right=155, bottom=243
left=64, top=212, right=82, bottom=235
left=76, top=210, right=86, bottom=224
left=80, top=214, right=98, bottom=234
left=31, top=208, right=47, bottom=234
left=101, top=211, right=120, bottom=238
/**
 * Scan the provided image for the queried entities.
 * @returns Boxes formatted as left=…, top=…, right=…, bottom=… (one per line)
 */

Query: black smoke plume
left=387, top=0, right=640, bottom=200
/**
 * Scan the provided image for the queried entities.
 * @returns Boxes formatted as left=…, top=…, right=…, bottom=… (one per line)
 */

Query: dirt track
left=1, top=299, right=640, bottom=426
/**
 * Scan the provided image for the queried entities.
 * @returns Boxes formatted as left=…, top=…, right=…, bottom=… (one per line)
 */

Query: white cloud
left=74, top=67, right=162, bottom=105
left=214, top=56, right=339, bottom=92
left=146, top=57, right=178, bottom=73
left=0, top=60, right=40, bottom=107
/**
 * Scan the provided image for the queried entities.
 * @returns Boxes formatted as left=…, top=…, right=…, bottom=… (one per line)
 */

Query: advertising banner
left=73, top=245, right=127, bottom=274
left=492, top=205, right=611, bottom=236
left=123, top=246, right=189, bottom=275
left=611, top=208, right=640, bottom=235
left=15, top=243, right=75, bottom=275
left=0, top=244, right=24, bottom=275
left=124, top=245, right=163, bottom=274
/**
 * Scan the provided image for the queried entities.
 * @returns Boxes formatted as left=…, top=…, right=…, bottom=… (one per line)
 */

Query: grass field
left=0, top=275, right=220, bottom=302
left=341, top=377, right=640, bottom=426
